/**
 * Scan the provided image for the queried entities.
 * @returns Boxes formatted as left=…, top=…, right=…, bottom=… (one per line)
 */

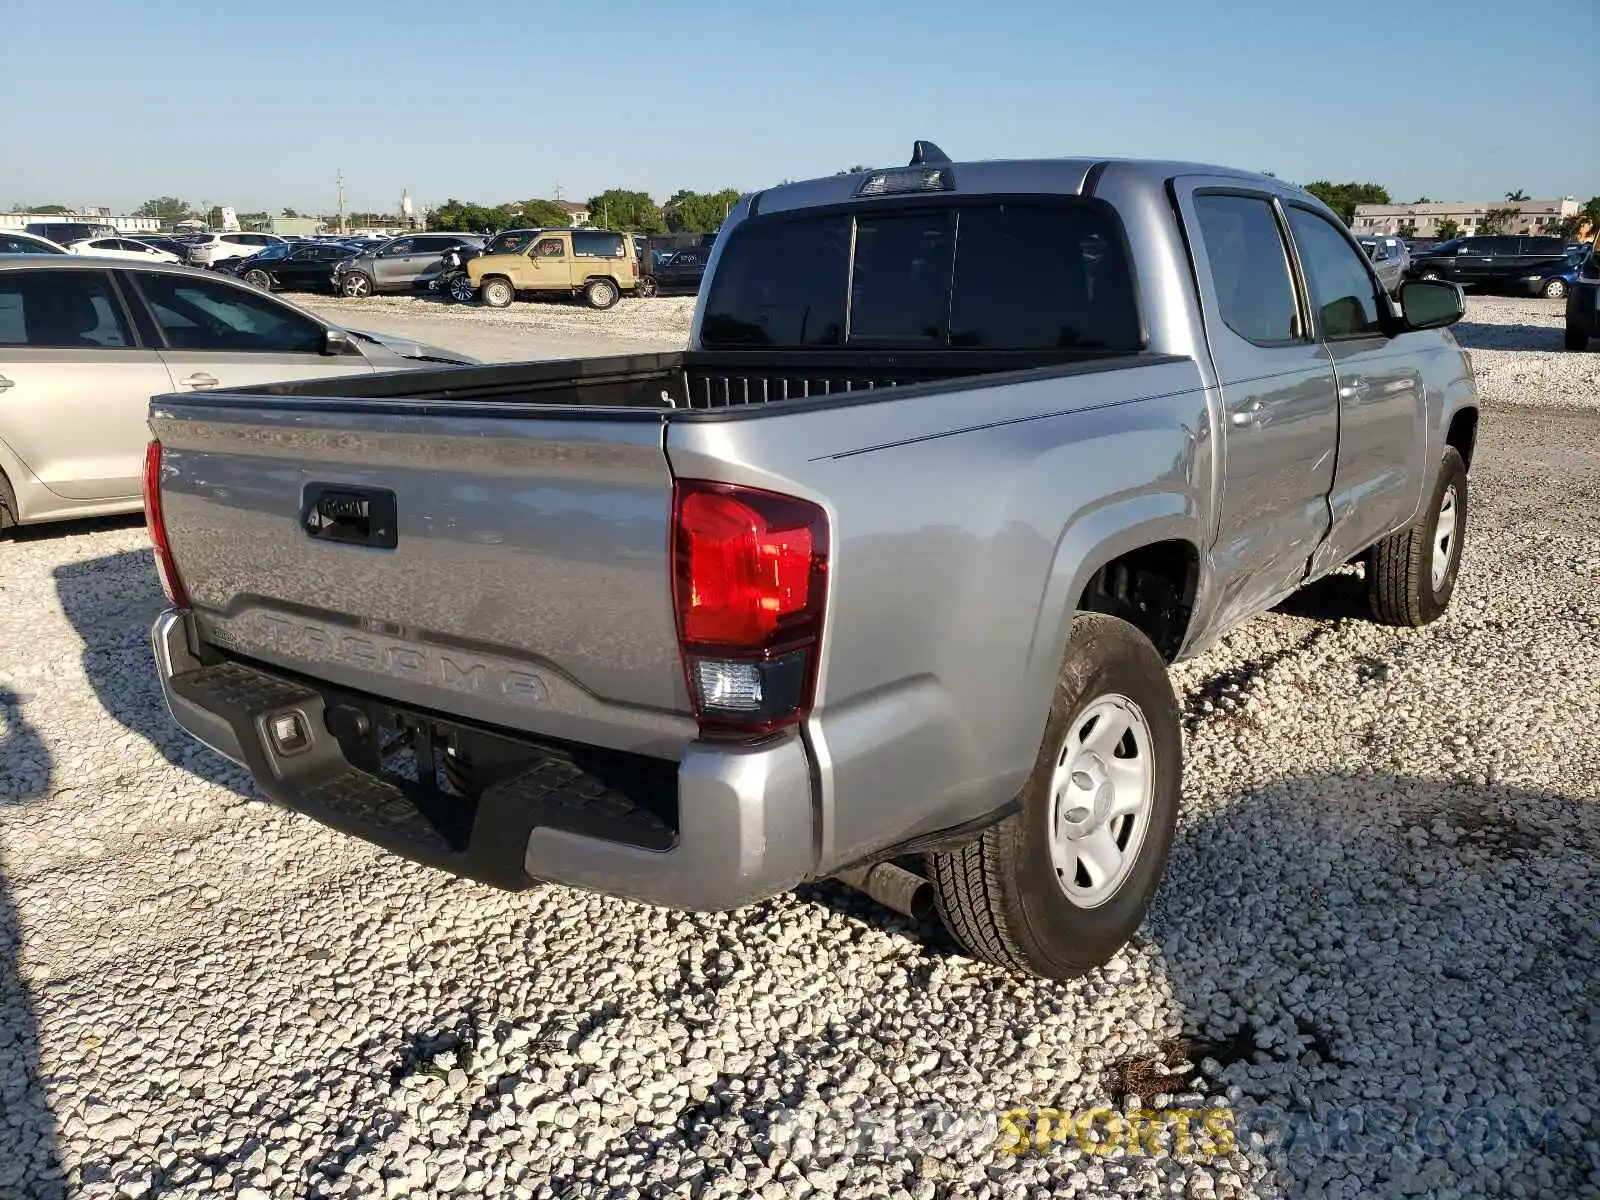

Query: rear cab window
left=700, top=199, right=1142, bottom=354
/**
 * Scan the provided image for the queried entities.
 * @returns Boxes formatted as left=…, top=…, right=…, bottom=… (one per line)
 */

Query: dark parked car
left=1512, top=245, right=1586, bottom=300
left=1566, top=244, right=1600, bottom=351
left=650, top=248, right=710, bottom=295
left=127, top=235, right=197, bottom=259
left=1408, top=235, right=1570, bottom=292
left=220, top=241, right=359, bottom=293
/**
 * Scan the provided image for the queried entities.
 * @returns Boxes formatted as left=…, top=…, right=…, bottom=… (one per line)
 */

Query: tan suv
left=466, top=228, right=638, bottom=310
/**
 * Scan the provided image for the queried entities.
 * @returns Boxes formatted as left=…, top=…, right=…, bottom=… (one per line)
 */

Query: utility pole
left=337, top=169, right=346, bottom=235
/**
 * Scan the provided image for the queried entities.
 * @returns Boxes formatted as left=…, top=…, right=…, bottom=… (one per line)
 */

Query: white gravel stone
left=0, top=297, right=1596, bottom=1199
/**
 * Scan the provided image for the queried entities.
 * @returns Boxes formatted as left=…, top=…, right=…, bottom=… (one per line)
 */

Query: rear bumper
left=152, top=610, right=817, bottom=909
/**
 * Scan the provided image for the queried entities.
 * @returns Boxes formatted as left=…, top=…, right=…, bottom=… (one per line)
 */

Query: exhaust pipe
left=834, top=861, right=933, bottom=920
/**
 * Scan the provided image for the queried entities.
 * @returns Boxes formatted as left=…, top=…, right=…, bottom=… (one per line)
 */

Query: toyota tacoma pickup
left=145, top=146, right=1479, bottom=980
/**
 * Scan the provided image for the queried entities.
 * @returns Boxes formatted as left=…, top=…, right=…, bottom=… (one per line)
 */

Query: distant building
left=0, top=208, right=161, bottom=233
left=554, top=199, right=591, bottom=225
left=1353, top=199, right=1578, bottom=237
left=264, top=216, right=322, bottom=237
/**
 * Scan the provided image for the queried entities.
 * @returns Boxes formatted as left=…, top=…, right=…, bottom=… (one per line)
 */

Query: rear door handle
left=181, top=373, right=218, bottom=389
left=1229, top=399, right=1264, bottom=427
left=0, top=375, right=12, bottom=392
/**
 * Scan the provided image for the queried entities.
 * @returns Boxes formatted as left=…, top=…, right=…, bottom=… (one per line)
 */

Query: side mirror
left=323, top=328, right=352, bottom=356
left=1397, top=280, right=1465, bottom=332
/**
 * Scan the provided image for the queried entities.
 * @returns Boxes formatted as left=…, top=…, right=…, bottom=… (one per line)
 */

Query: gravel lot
left=1, top=297, right=1597, bottom=1199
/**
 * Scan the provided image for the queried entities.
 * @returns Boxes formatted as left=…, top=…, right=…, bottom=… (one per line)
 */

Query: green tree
left=1397, top=219, right=1418, bottom=238
left=1411, top=196, right=1434, bottom=204
left=663, top=189, right=741, bottom=234
left=1302, top=181, right=1392, bottom=226
left=1435, top=218, right=1463, bottom=241
left=428, top=198, right=501, bottom=233
left=585, top=189, right=664, bottom=233
left=206, top=206, right=224, bottom=229
left=282, top=207, right=300, bottom=218
left=24, top=203, right=72, bottom=214
left=508, top=199, right=574, bottom=228
left=1556, top=214, right=1584, bottom=239
left=1580, top=196, right=1600, bottom=235
left=1478, top=206, right=1520, bottom=236
left=835, top=164, right=871, bottom=175
left=135, top=196, right=195, bottom=220
left=1504, top=189, right=1528, bottom=202
left=240, top=211, right=272, bottom=230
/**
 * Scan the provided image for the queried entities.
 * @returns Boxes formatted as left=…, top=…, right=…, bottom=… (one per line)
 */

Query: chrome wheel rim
left=1432, top=485, right=1458, bottom=591
left=245, top=270, right=270, bottom=289
left=449, top=277, right=475, bottom=303
left=638, top=277, right=657, bottom=298
left=1047, top=695, right=1155, bottom=908
left=343, top=274, right=369, bottom=297
left=1422, top=271, right=1439, bottom=280
left=485, top=281, right=511, bottom=306
left=1545, top=280, right=1566, bottom=299
left=593, top=282, right=616, bottom=306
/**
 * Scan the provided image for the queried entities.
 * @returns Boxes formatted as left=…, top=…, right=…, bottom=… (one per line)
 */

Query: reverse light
left=672, top=481, right=829, bottom=734
left=142, top=440, right=190, bottom=608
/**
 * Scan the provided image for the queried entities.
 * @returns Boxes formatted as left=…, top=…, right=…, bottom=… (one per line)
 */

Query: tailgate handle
left=301, top=484, right=398, bottom=549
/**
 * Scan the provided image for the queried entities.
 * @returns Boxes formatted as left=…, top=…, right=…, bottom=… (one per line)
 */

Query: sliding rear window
left=700, top=199, right=1141, bottom=353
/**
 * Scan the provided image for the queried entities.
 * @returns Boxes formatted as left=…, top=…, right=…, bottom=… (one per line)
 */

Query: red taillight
left=142, top=440, right=189, bottom=608
left=672, top=480, right=828, bottom=733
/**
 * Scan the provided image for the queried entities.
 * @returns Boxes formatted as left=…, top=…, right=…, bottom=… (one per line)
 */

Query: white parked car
left=67, top=237, right=183, bottom=264
left=183, top=231, right=285, bottom=268
left=0, top=230, right=68, bottom=255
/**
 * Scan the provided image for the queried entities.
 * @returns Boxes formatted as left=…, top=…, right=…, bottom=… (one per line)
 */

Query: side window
left=135, top=273, right=324, bottom=353
left=532, top=238, right=566, bottom=258
left=0, top=269, right=132, bottom=348
left=572, top=232, right=625, bottom=258
left=290, top=247, right=321, bottom=261
left=1192, top=194, right=1302, bottom=344
left=381, top=238, right=415, bottom=257
left=1284, top=207, right=1384, bottom=339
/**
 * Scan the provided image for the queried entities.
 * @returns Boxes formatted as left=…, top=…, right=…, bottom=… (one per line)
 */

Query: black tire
left=244, top=269, right=273, bottom=291
left=340, top=271, right=374, bottom=299
left=584, top=278, right=619, bottom=310
left=1565, top=326, right=1590, bottom=352
left=1542, top=279, right=1567, bottom=300
left=0, top=470, right=16, bottom=533
left=636, top=276, right=659, bottom=299
left=925, top=613, right=1181, bottom=980
left=1367, top=447, right=1467, bottom=627
left=481, top=277, right=515, bottom=308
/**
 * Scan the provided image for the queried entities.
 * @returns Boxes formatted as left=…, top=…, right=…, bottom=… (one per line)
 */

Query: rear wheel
left=584, top=278, right=620, bottom=310
left=244, top=269, right=272, bottom=291
left=1367, top=447, right=1467, bottom=627
left=1565, top=325, right=1590, bottom=352
left=1542, top=278, right=1568, bottom=299
left=340, top=271, right=373, bottom=299
left=480, top=277, right=515, bottom=308
left=926, top=613, right=1181, bottom=980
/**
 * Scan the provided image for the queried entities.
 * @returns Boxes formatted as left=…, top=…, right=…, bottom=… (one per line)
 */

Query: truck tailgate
left=151, top=399, right=696, bottom=758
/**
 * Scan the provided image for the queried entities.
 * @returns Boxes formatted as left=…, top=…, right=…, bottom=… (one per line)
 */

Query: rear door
left=1457, top=236, right=1516, bottom=286
left=0, top=267, right=170, bottom=500
left=1282, top=205, right=1426, bottom=567
left=1178, top=186, right=1339, bottom=623
left=125, top=268, right=376, bottom=392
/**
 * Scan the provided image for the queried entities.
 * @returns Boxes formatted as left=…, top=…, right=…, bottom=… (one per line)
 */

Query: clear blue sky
left=2, top=0, right=1593, bottom=216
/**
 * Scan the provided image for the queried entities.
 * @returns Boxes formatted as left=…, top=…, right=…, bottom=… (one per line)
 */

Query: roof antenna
left=909, top=140, right=951, bottom=166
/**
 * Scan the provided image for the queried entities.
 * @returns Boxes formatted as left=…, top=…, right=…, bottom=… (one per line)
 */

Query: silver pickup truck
left=145, top=147, right=1479, bottom=980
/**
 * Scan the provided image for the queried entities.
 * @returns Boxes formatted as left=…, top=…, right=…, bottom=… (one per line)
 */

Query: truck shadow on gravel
left=1449, top=321, right=1566, bottom=352
left=52, top=549, right=251, bottom=795
left=0, top=690, right=66, bottom=1199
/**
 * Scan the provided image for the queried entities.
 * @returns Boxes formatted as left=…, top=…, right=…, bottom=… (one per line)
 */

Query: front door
left=523, top=235, right=574, bottom=292
left=1282, top=206, right=1427, bottom=569
left=1179, top=186, right=1340, bottom=628
left=0, top=267, right=169, bottom=501
left=123, top=269, right=375, bottom=393
left=372, top=237, right=425, bottom=291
